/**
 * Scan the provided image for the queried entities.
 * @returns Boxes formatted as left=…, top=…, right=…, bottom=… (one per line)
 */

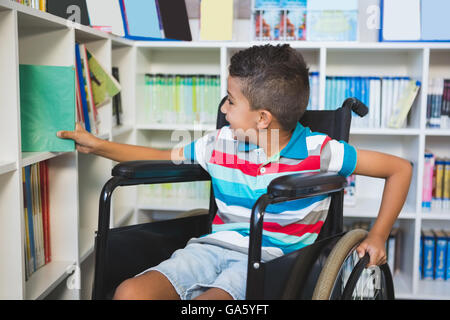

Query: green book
left=20, top=64, right=75, bottom=152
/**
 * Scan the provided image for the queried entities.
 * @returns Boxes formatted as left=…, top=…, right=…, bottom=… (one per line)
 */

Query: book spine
left=422, top=231, right=435, bottom=280
left=75, top=43, right=91, bottom=133
left=422, top=153, right=434, bottom=211
left=434, top=232, right=447, bottom=280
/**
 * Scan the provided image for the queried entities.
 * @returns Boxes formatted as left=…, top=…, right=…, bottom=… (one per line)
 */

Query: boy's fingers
left=57, top=130, right=74, bottom=139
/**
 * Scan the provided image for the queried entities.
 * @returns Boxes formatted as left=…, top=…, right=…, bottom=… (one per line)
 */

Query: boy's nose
left=220, top=101, right=228, bottom=114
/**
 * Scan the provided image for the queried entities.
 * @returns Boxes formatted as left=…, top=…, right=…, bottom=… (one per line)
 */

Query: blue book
left=446, top=230, right=450, bottom=280
left=434, top=230, right=447, bottom=280
left=121, top=0, right=164, bottom=40
left=419, top=234, right=423, bottom=278
left=421, top=0, right=450, bottom=41
left=75, top=43, right=91, bottom=133
left=422, top=230, right=435, bottom=280
left=24, top=166, right=36, bottom=272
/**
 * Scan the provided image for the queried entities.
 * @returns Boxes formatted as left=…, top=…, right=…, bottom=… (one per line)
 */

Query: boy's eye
left=227, top=99, right=234, bottom=105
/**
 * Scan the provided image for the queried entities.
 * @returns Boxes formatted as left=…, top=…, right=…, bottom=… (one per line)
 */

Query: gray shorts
left=136, top=243, right=248, bottom=300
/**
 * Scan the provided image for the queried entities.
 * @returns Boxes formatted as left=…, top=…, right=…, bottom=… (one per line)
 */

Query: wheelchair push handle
left=343, top=97, right=369, bottom=117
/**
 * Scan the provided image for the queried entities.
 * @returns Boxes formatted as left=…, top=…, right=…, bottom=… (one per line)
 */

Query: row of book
left=426, top=78, right=450, bottom=129
left=22, top=161, right=50, bottom=280
left=143, top=74, right=221, bottom=125
left=11, top=0, right=46, bottom=11
left=420, top=229, right=450, bottom=281
left=324, top=76, right=421, bottom=129
left=422, top=153, right=450, bottom=211
left=343, top=221, right=401, bottom=277
left=139, top=181, right=211, bottom=205
left=253, top=0, right=357, bottom=41
left=75, top=43, right=121, bottom=135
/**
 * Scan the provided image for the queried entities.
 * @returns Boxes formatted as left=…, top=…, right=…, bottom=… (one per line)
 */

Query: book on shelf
left=307, top=72, right=320, bottom=110
left=86, top=49, right=121, bottom=109
left=112, top=67, right=123, bottom=126
left=200, top=0, right=234, bottom=41
left=19, top=64, right=75, bottom=152
left=254, top=0, right=306, bottom=41
left=420, top=229, right=450, bottom=281
left=306, top=0, right=358, bottom=41
left=422, top=152, right=450, bottom=212
left=11, top=0, right=47, bottom=12
left=120, top=0, right=164, bottom=40
left=343, top=174, right=356, bottom=207
left=85, top=0, right=124, bottom=37
left=157, top=0, right=192, bottom=41
left=143, top=73, right=220, bottom=125
left=427, top=78, right=450, bottom=129
left=46, top=0, right=90, bottom=25
left=75, top=43, right=99, bottom=135
left=22, top=161, right=51, bottom=280
left=323, top=76, right=419, bottom=129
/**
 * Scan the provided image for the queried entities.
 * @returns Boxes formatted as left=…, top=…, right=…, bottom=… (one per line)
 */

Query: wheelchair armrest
left=267, top=172, right=347, bottom=202
left=111, top=160, right=210, bottom=183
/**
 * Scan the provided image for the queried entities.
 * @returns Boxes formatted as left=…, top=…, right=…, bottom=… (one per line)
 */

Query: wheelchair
left=92, top=97, right=395, bottom=300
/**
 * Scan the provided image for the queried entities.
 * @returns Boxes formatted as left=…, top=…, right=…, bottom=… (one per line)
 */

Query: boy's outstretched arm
left=57, top=123, right=185, bottom=162
left=353, top=149, right=413, bottom=266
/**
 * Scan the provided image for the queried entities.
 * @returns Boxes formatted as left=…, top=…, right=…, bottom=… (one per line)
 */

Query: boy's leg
left=113, top=270, right=180, bottom=300
left=192, top=288, right=233, bottom=300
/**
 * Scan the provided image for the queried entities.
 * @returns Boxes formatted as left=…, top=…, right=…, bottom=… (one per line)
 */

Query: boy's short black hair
left=229, top=44, right=310, bottom=132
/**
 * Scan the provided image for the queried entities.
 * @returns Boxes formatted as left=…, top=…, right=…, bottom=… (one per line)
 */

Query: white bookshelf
left=0, top=0, right=449, bottom=300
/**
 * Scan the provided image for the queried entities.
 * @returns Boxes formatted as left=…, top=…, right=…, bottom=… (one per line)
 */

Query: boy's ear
left=257, top=110, right=273, bottom=129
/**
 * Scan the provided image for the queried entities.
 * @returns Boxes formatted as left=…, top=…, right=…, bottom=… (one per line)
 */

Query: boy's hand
left=57, top=122, right=101, bottom=154
left=355, top=233, right=387, bottom=267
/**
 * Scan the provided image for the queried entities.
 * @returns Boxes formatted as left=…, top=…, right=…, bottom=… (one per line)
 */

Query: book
left=85, top=0, right=125, bottom=37
left=387, top=80, right=421, bottom=128
left=421, top=0, right=450, bottom=41
left=75, top=43, right=91, bottom=133
left=86, top=49, right=121, bottom=109
left=200, top=0, right=234, bottom=41
left=422, top=230, right=435, bottom=280
left=381, top=0, right=421, bottom=41
left=46, top=0, right=90, bottom=25
left=19, top=64, right=75, bottom=152
left=157, top=0, right=192, bottom=41
left=433, top=230, right=447, bottom=280
left=306, top=0, right=358, bottom=41
left=121, top=0, right=164, bottom=40
left=112, top=67, right=123, bottom=126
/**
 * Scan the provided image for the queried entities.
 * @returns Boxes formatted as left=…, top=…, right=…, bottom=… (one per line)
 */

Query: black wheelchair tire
left=312, top=229, right=368, bottom=300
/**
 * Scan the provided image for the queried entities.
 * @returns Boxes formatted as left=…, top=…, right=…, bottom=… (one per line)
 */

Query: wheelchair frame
left=92, top=98, right=394, bottom=300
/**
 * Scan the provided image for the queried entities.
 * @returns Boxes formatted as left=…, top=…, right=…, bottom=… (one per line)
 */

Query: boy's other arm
left=57, top=123, right=185, bottom=162
left=353, top=149, right=413, bottom=266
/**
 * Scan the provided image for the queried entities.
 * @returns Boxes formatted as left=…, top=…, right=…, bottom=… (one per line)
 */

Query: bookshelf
left=0, top=0, right=449, bottom=300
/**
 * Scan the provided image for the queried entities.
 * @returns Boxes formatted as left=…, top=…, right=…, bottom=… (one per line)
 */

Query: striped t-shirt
left=183, top=123, right=357, bottom=261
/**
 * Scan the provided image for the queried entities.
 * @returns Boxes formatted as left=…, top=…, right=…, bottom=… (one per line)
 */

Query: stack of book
left=11, top=0, right=46, bottom=11
left=143, top=74, right=220, bottom=125
left=420, top=229, right=450, bottom=281
left=427, top=78, right=450, bottom=129
left=422, top=152, right=450, bottom=212
left=22, top=161, right=50, bottom=280
left=75, top=43, right=121, bottom=135
left=324, top=76, right=420, bottom=129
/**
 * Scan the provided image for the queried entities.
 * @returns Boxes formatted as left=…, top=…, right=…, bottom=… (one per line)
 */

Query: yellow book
left=200, top=0, right=233, bottom=41
left=388, top=80, right=420, bottom=128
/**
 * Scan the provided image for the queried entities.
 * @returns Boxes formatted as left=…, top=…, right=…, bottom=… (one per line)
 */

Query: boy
left=57, top=44, right=412, bottom=300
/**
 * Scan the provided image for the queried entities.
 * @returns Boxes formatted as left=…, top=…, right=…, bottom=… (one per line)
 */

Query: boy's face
left=221, top=76, right=261, bottom=143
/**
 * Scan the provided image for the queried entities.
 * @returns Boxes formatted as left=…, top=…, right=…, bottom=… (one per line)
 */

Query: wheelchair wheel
left=312, top=229, right=395, bottom=300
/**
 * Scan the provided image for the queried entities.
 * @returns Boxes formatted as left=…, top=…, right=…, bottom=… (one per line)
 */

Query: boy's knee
left=113, top=278, right=143, bottom=300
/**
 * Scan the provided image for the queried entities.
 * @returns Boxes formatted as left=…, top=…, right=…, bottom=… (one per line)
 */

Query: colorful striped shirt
left=183, top=123, right=357, bottom=261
